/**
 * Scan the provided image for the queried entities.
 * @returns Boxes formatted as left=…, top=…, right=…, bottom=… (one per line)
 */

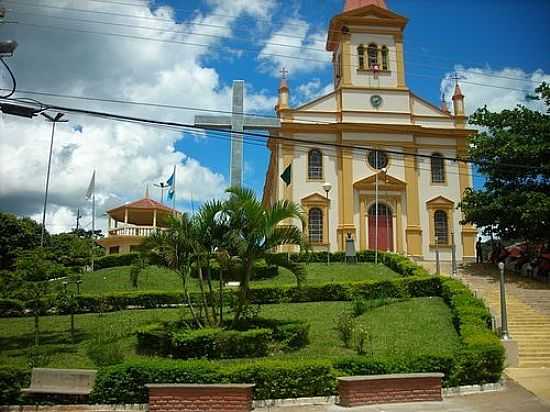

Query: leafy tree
left=0, top=212, right=43, bottom=270
left=15, top=249, right=66, bottom=345
left=47, top=232, right=99, bottom=270
left=223, top=187, right=306, bottom=324
left=460, top=83, right=550, bottom=243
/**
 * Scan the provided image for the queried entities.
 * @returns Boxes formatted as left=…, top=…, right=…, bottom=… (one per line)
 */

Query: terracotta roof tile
left=344, top=0, right=387, bottom=12
left=107, top=198, right=176, bottom=213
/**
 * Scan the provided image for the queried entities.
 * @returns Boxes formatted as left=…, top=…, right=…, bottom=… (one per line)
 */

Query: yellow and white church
left=263, top=0, right=477, bottom=263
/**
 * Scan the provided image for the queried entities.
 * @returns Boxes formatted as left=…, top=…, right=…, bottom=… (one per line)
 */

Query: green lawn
left=58, top=263, right=399, bottom=295
left=0, top=297, right=459, bottom=369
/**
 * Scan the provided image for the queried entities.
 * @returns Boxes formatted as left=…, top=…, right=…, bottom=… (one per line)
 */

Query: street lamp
left=0, top=40, right=17, bottom=57
left=322, top=182, right=332, bottom=265
left=40, top=112, right=69, bottom=247
left=498, top=262, right=510, bottom=340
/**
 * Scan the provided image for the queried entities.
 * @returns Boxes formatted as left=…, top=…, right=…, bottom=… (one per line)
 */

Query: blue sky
left=171, top=0, right=550, bottom=196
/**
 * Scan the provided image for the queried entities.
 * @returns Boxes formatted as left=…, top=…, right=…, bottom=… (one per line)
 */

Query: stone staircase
left=461, top=273, right=550, bottom=368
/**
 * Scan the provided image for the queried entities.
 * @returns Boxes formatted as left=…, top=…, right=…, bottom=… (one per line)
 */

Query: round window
left=367, top=150, right=388, bottom=169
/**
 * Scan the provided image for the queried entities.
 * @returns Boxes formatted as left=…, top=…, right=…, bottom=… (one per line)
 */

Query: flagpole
left=172, top=165, right=176, bottom=212
left=375, top=151, right=379, bottom=265
left=91, top=191, right=95, bottom=271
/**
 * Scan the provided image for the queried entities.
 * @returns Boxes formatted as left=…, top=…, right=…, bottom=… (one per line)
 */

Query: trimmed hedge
left=70, top=275, right=438, bottom=313
left=441, top=278, right=504, bottom=385
left=93, top=253, right=139, bottom=271
left=90, top=359, right=336, bottom=403
left=137, top=319, right=309, bottom=359
left=0, top=367, right=30, bottom=405
left=0, top=298, right=25, bottom=317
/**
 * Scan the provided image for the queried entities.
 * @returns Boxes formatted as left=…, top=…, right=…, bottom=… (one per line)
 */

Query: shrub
left=192, top=259, right=278, bottom=282
left=86, top=326, right=126, bottom=366
left=354, top=326, right=369, bottom=355
left=0, top=298, right=25, bottom=317
left=334, top=354, right=455, bottom=386
left=90, top=359, right=336, bottom=403
left=0, top=367, right=30, bottom=405
left=441, top=278, right=504, bottom=386
left=93, top=254, right=139, bottom=271
left=336, top=311, right=355, bottom=348
left=162, top=327, right=273, bottom=359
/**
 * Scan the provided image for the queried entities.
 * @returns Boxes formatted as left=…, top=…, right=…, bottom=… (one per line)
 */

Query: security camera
left=0, top=6, right=6, bottom=19
left=0, top=40, right=18, bottom=57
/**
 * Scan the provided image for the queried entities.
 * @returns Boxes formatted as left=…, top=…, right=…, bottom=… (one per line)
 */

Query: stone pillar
left=404, top=149, right=422, bottom=257
left=337, top=145, right=355, bottom=250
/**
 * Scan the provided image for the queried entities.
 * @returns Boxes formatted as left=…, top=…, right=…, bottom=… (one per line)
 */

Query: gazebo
left=97, top=197, right=179, bottom=255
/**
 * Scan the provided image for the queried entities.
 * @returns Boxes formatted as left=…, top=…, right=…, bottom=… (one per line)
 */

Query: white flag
left=85, top=170, right=95, bottom=200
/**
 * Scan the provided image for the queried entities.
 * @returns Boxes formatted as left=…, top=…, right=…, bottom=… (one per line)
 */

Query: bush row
left=0, top=367, right=30, bottom=405
left=0, top=275, right=440, bottom=317
left=137, top=319, right=310, bottom=359
left=93, top=253, right=140, bottom=271
left=90, top=359, right=336, bottom=403
left=441, top=278, right=504, bottom=385
left=272, top=251, right=430, bottom=278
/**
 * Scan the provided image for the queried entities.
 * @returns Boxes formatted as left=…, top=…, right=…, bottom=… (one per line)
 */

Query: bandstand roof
left=107, top=198, right=178, bottom=226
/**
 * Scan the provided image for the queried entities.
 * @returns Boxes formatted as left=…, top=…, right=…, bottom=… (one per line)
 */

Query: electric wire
left=12, top=97, right=543, bottom=172
left=0, top=57, right=16, bottom=98
left=9, top=20, right=539, bottom=94
left=8, top=7, right=544, bottom=86
left=5, top=1, right=547, bottom=86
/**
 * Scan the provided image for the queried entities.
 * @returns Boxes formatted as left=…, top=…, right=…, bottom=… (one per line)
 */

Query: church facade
left=263, top=0, right=477, bottom=263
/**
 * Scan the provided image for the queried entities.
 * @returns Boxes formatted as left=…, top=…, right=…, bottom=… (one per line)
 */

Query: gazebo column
left=153, top=209, right=157, bottom=229
left=108, top=216, right=112, bottom=231
left=124, top=208, right=128, bottom=226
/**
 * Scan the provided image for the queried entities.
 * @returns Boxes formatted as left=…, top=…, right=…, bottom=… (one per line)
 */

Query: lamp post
left=498, top=262, right=510, bottom=340
left=322, top=182, right=332, bottom=266
left=40, top=112, right=68, bottom=247
left=154, top=182, right=170, bottom=204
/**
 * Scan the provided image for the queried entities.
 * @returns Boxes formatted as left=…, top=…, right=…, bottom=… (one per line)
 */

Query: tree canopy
left=460, top=83, right=550, bottom=242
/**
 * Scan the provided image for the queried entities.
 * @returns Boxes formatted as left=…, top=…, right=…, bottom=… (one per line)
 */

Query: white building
left=262, top=0, right=477, bottom=263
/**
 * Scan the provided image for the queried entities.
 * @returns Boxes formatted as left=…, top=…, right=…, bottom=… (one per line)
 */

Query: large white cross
left=194, top=80, right=280, bottom=188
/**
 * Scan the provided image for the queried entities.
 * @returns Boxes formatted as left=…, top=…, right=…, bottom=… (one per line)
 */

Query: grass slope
left=61, top=263, right=399, bottom=295
left=0, top=298, right=459, bottom=369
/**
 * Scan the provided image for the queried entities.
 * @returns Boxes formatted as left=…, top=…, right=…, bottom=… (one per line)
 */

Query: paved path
left=254, top=380, right=549, bottom=412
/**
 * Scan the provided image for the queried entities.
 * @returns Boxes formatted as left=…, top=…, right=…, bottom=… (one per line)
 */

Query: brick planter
left=146, top=384, right=254, bottom=412
left=337, top=373, right=444, bottom=407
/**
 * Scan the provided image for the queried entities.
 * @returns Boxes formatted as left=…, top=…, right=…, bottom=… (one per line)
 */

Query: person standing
left=476, top=238, right=484, bottom=263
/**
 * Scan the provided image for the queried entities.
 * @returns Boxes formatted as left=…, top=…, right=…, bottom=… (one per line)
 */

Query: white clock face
left=371, top=95, right=383, bottom=108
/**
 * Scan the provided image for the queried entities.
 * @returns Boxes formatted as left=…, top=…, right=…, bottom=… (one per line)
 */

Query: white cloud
left=441, top=66, right=549, bottom=115
left=293, top=78, right=333, bottom=106
left=0, top=0, right=276, bottom=233
left=257, top=18, right=330, bottom=77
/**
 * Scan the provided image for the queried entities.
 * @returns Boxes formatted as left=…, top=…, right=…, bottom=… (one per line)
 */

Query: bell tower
left=326, top=0, right=408, bottom=89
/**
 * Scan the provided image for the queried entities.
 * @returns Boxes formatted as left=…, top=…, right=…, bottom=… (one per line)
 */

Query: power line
left=12, top=97, right=541, bottom=172
left=5, top=1, right=547, bottom=85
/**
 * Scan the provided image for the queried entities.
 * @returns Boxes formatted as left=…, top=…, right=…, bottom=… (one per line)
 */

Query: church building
left=262, top=0, right=477, bottom=263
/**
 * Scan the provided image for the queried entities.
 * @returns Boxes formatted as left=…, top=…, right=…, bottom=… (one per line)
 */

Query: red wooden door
left=368, top=215, right=393, bottom=251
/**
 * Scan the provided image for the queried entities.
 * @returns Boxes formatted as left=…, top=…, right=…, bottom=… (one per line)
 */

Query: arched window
left=308, top=149, right=323, bottom=180
left=357, top=45, right=365, bottom=69
left=367, top=43, right=378, bottom=69
left=431, top=153, right=446, bottom=183
left=434, top=210, right=449, bottom=245
left=308, top=208, right=323, bottom=243
left=381, top=46, right=389, bottom=70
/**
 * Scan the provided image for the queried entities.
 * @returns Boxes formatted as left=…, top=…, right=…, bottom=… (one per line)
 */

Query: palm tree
left=223, top=187, right=306, bottom=324
left=144, top=213, right=205, bottom=327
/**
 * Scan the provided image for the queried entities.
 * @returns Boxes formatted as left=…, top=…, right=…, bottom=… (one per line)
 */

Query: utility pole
left=40, top=112, right=69, bottom=247
left=75, top=208, right=82, bottom=231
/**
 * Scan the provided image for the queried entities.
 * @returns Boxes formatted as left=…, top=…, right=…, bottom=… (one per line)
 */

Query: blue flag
left=167, top=188, right=175, bottom=201
left=166, top=170, right=175, bottom=187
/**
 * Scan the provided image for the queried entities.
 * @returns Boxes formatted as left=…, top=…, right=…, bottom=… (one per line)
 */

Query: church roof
left=344, top=0, right=387, bottom=12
